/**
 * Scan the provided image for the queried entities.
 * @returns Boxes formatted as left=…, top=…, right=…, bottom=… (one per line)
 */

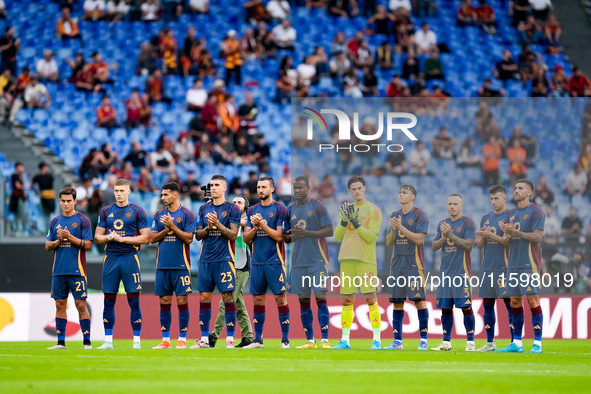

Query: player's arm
left=356, top=208, right=381, bottom=244
left=257, top=221, right=284, bottom=242
left=45, top=238, right=61, bottom=251
left=334, top=212, right=348, bottom=242
left=447, top=233, right=475, bottom=251
left=217, top=221, right=239, bottom=241
left=61, top=228, right=92, bottom=250
left=119, top=228, right=150, bottom=245
left=195, top=225, right=209, bottom=241
left=397, top=225, right=426, bottom=246
left=514, top=229, right=544, bottom=244
left=476, top=233, right=486, bottom=249
left=386, top=227, right=396, bottom=247
left=94, top=226, right=111, bottom=244
left=432, top=223, right=445, bottom=251
left=150, top=229, right=167, bottom=243
left=243, top=225, right=257, bottom=244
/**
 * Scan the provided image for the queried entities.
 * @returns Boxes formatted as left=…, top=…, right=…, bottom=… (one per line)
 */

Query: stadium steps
left=555, top=0, right=591, bottom=75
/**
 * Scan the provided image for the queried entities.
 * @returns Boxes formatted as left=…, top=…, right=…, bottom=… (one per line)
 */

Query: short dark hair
left=489, top=185, right=506, bottom=195
left=515, top=178, right=534, bottom=191
left=449, top=193, right=463, bottom=200
left=211, top=174, right=227, bottom=184
left=347, top=176, right=365, bottom=189
left=294, top=176, right=309, bottom=186
left=59, top=186, right=77, bottom=199
left=114, top=179, right=131, bottom=188
left=15, top=161, right=23, bottom=168
left=400, top=184, right=417, bottom=196
left=259, top=176, right=275, bottom=188
left=235, top=195, right=250, bottom=210
left=162, top=182, right=180, bottom=193
left=38, top=162, right=48, bottom=170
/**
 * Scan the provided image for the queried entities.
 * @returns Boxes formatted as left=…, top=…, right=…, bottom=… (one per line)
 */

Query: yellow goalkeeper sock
left=369, top=303, right=381, bottom=341
left=341, top=305, right=354, bottom=342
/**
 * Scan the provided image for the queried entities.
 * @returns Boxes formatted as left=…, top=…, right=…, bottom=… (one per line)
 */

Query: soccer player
left=192, top=175, right=241, bottom=348
left=95, top=179, right=150, bottom=349
left=333, top=176, right=383, bottom=350
left=475, top=185, right=513, bottom=352
left=384, top=184, right=430, bottom=351
left=243, top=177, right=290, bottom=349
left=431, top=194, right=476, bottom=351
left=45, top=186, right=93, bottom=350
left=150, top=182, right=196, bottom=349
left=284, top=176, right=333, bottom=349
left=497, top=179, right=545, bottom=354
left=209, top=195, right=255, bottom=349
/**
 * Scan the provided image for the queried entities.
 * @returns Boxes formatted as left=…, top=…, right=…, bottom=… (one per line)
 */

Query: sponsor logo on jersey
left=108, top=213, right=114, bottom=218
left=292, top=215, right=296, bottom=220
left=114, top=219, right=124, bottom=230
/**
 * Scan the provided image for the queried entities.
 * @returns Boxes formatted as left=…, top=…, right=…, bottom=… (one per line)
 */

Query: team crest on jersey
left=307, top=211, right=313, bottom=217
left=523, top=214, right=529, bottom=220
left=456, top=227, right=462, bottom=233
left=176, top=217, right=182, bottom=223
left=72, top=222, right=78, bottom=228
left=126, top=212, right=132, bottom=218
left=221, top=211, right=228, bottom=217
left=114, top=219, right=124, bottom=230
left=408, top=219, right=414, bottom=225
left=269, top=211, right=274, bottom=218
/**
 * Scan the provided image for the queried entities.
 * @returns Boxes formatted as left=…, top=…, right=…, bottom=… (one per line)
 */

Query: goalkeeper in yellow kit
left=333, top=176, right=383, bottom=350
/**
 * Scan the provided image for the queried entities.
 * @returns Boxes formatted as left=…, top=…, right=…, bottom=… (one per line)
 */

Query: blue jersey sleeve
left=317, top=202, right=333, bottom=228
left=152, top=211, right=164, bottom=232
left=479, top=215, right=485, bottom=230
left=276, top=204, right=287, bottom=229
left=532, top=205, right=545, bottom=231
left=184, top=209, right=197, bottom=233
left=433, top=220, right=443, bottom=241
left=196, top=206, right=205, bottom=228
left=137, top=206, right=149, bottom=230
left=97, top=207, right=108, bottom=229
left=465, top=218, right=476, bottom=239
left=283, top=206, right=292, bottom=233
left=416, top=211, right=429, bottom=234
left=230, top=203, right=241, bottom=226
left=81, top=215, right=93, bottom=241
left=47, top=218, right=58, bottom=241
left=245, top=207, right=254, bottom=228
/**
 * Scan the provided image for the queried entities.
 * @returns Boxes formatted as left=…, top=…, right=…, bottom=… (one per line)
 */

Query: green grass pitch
left=1, top=340, right=590, bottom=393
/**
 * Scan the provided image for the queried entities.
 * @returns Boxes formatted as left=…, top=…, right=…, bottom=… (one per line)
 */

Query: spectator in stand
left=431, top=127, right=457, bottom=159
left=347, top=31, right=363, bottom=59
left=394, top=8, right=414, bottom=52
left=353, top=40, right=374, bottom=68
left=475, top=0, right=496, bottom=35
left=328, top=0, right=359, bottom=17
left=83, top=0, right=105, bottom=20
left=125, top=89, right=143, bottom=129
left=517, top=15, right=542, bottom=45
left=297, top=56, right=317, bottom=86
left=531, top=67, right=551, bottom=97
left=329, top=51, right=350, bottom=79
left=201, top=94, right=219, bottom=134
left=221, top=30, right=242, bottom=87
left=493, top=49, right=520, bottom=83
left=295, top=76, right=310, bottom=98
left=389, top=0, right=411, bottom=18
left=56, top=8, right=83, bottom=42
left=565, top=163, right=588, bottom=200
left=550, top=65, right=568, bottom=97
left=456, top=138, right=482, bottom=167
left=386, top=74, right=404, bottom=97
left=0, top=68, right=15, bottom=121
left=424, top=49, right=444, bottom=80
left=542, top=205, right=560, bottom=260
left=186, top=78, right=208, bottom=112
left=235, top=136, right=254, bottom=164
left=579, top=143, right=591, bottom=176
left=508, top=125, right=537, bottom=163
left=137, top=43, right=157, bottom=76
left=414, top=22, right=437, bottom=55
left=507, top=139, right=527, bottom=185
left=106, top=0, right=129, bottom=22
left=146, top=69, right=172, bottom=104
left=195, top=133, right=214, bottom=165
left=317, top=174, right=335, bottom=202
left=244, top=171, right=260, bottom=204
left=141, top=0, right=160, bottom=21
left=267, top=0, right=291, bottom=21
left=244, top=0, right=270, bottom=25
left=220, top=93, right=240, bottom=135
left=478, top=78, right=505, bottom=97
left=343, top=69, right=363, bottom=97
left=66, top=53, right=85, bottom=83
left=137, top=166, right=158, bottom=193
left=408, top=141, right=431, bottom=176
left=99, top=143, right=118, bottom=175
left=568, top=67, right=591, bottom=97
left=510, top=0, right=530, bottom=27
left=238, top=91, right=258, bottom=137
left=21, top=76, right=51, bottom=110
left=90, top=52, right=116, bottom=85
left=124, top=141, right=149, bottom=168
left=181, top=170, right=202, bottom=202
left=530, top=0, right=552, bottom=22
left=533, top=175, right=554, bottom=205
left=9, top=162, right=28, bottom=234
left=482, top=135, right=501, bottom=186
left=240, top=29, right=259, bottom=61
left=544, top=14, right=562, bottom=49
left=376, top=41, right=393, bottom=69
left=190, top=0, right=210, bottom=14
left=159, top=28, right=178, bottom=75
left=255, top=21, right=276, bottom=58
left=31, top=162, right=55, bottom=232
left=96, top=95, right=120, bottom=129
left=384, top=151, right=407, bottom=176
left=331, top=31, right=347, bottom=55
left=112, top=161, right=134, bottom=184
left=151, top=144, right=176, bottom=186
left=562, top=207, right=583, bottom=235
left=36, top=50, right=59, bottom=83
left=402, top=47, right=419, bottom=80
left=310, top=46, right=329, bottom=76
left=0, top=27, right=20, bottom=77
left=276, top=166, right=292, bottom=203
left=139, top=92, right=152, bottom=126
left=361, top=66, right=379, bottom=96
left=272, top=19, right=297, bottom=51
left=253, top=134, right=270, bottom=163
left=368, top=5, right=395, bottom=36
left=79, top=149, right=101, bottom=179
left=475, top=101, right=502, bottom=141
left=457, top=0, right=476, bottom=26
left=519, top=51, right=540, bottom=88
left=409, top=73, right=426, bottom=96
